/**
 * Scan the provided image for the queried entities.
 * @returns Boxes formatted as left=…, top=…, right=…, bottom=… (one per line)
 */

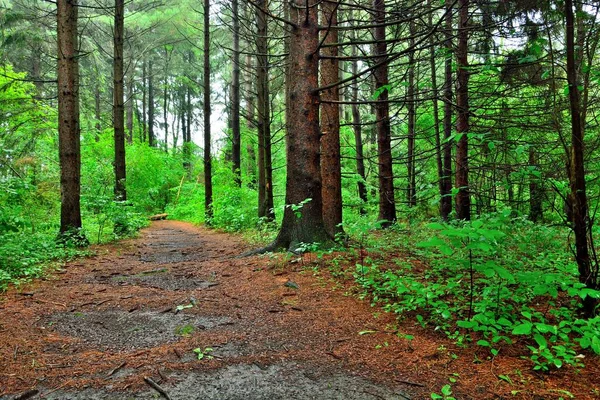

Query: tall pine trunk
left=320, top=0, right=343, bottom=237
left=113, top=0, right=127, bottom=201
left=441, top=0, right=453, bottom=220
left=57, top=0, right=85, bottom=239
left=373, top=0, right=396, bottom=226
left=455, top=0, right=470, bottom=220
left=231, top=0, right=241, bottom=186
left=203, top=0, right=213, bottom=222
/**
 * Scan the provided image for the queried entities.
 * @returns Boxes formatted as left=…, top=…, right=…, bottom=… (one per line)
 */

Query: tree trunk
left=231, top=0, right=241, bottom=186
left=440, top=0, right=453, bottom=221
left=126, top=72, right=134, bottom=143
left=141, top=58, right=147, bottom=143
left=320, top=0, right=343, bottom=237
left=373, top=0, right=396, bottom=226
left=266, top=0, right=332, bottom=252
left=351, top=40, right=368, bottom=214
left=256, top=0, right=274, bottom=221
left=203, top=0, right=213, bottom=222
left=565, top=0, right=597, bottom=316
left=163, top=48, right=169, bottom=153
left=407, top=18, right=416, bottom=208
left=455, top=0, right=470, bottom=220
left=528, top=148, right=543, bottom=222
left=429, top=0, right=443, bottom=217
left=57, top=0, right=85, bottom=239
left=94, top=81, right=101, bottom=141
left=113, top=0, right=127, bottom=201
left=148, top=58, right=156, bottom=147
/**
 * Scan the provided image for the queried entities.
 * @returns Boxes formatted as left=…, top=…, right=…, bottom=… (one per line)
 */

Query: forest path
left=0, top=220, right=417, bottom=400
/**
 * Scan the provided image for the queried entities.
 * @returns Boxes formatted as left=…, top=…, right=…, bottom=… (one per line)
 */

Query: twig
left=107, top=361, right=127, bottom=376
left=144, top=376, right=172, bottom=400
left=13, top=345, right=18, bottom=361
left=40, top=380, right=72, bottom=398
left=35, top=299, right=67, bottom=308
left=12, top=389, right=39, bottom=400
left=395, top=379, right=425, bottom=387
left=95, top=299, right=111, bottom=306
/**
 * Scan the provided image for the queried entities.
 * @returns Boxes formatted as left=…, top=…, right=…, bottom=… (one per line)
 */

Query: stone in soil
left=44, top=310, right=232, bottom=350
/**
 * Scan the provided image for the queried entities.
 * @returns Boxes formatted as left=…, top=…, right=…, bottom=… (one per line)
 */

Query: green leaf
left=477, top=340, right=490, bottom=347
left=431, top=394, right=443, bottom=400
left=534, top=333, right=548, bottom=348
left=498, top=374, right=512, bottom=384
left=441, top=385, right=452, bottom=396
left=512, top=322, right=533, bottom=335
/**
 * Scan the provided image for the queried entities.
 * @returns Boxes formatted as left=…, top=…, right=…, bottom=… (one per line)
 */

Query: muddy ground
left=1, top=221, right=598, bottom=399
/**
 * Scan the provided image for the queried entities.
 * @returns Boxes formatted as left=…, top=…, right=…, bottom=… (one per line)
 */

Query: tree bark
left=204, top=0, right=213, bottom=222
left=141, top=58, right=147, bottom=143
left=373, top=0, right=396, bottom=226
left=565, top=0, right=597, bottom=316
left=113, top=0, right=127, bottom=201
left=440, top=0, right=453, bottom=220
left=406, top=18, right=416, bottom=208
left=126, top=72, right=134, bottom=143
left=351, top=39, right=367, bottom=214
left=455, top=0, right=470, bottom=220
left=320, top=0, right=343, bottom=237
left=231, top=0, right=241, bottom=186
left=57, top=0, right=85, bottom=239
left=265, top=0, right=332, bottom=252
left=256, top=0, right=274, bottom=221
left=148, top=58, right=156, bottom=147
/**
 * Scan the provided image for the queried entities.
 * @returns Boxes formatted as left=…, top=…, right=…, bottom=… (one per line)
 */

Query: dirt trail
left=0, top=221, right=416, bottom=400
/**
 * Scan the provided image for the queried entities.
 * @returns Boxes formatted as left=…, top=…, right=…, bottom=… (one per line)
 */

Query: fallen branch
left=35, top=299, right=67, bottom=308
left=395, top=379, right=425, bottom=387
left=144, top=376, right=172, bottom=400
left=107, top=361, right=127, bottom=377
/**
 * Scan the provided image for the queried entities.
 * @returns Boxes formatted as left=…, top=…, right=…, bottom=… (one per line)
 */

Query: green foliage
left=353, top=211, right=600, bottom=372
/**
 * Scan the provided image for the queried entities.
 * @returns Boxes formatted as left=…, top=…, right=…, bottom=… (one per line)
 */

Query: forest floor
left=0, top=220, right=598, bottom=400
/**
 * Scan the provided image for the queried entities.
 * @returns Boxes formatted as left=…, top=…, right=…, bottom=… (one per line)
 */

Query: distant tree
left=203, top=0, right=213, bottom=222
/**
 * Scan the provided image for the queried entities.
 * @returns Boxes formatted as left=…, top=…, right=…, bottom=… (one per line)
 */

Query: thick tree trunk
left=565, top=0, right=597, bottom=316
left=113, top=0, right=127, bottom=201
left=373, top=0, right=396, bottom=226
left=203, top=0, right=213, bottom=222
left=455, top=0, right=470, bottom=220
left=320, top=0, right=343, bottom=237
left=231, top=0, right=241, bottom=186
left=441, top=0, right=453, bottom=220
left=57, top=0, right=84, bottom=239
left=256, top=0, right=274, bottom=221
left=266, top=0, right=332, bottom=252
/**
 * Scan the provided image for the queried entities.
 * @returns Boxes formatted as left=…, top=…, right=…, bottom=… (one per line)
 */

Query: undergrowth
left=350, top=210, right=600, bottom=372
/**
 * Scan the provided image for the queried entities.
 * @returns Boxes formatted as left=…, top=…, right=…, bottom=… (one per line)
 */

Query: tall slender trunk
left=231, top=0, right=241, bottom=186
left=406, top=18, right=416, bottom=208
left=203, top=0, right=213, bottom=222
left=528, top=148, right=543, bottom=222
left=94, top=81, right=101, bottom=141
left=256, top=0, right=274, bottom=220
left=163, top=50, right=169, bottom=153
left=141, top=58, right=147, bottom=143
left=148, top=58, right=155, bottom=147
left=455, top=0, right=470, bottom=220
left=320, top=0, right=343, bottom=237
left=565, top=0, right=597, bottom=316
left=57, top=0, right=84, bottom=238
left=113, top=0, right=127, bottom=201
left=373, top=0, right=396, bottom=226
left=351, top=36, right=368, bottom=214
left=126, top=72, right=133, bottom=143
left=429, top=0, right=443, bottom=215
left=441, top=0, right=453, bottom=220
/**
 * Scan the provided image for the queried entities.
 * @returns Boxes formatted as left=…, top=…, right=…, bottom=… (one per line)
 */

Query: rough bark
left=373, top=0, right=396, bottom=226
left=204, top=0, right=213, bottom=222
left=265, top=0, right=332, bottom=252
left=57, top=0, right=84, bottom=239
left=113, top=0, right=127, bottom=201
left=320, top=0, right=343, bottom=237
left=455, top=0, right=470, bottom=220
